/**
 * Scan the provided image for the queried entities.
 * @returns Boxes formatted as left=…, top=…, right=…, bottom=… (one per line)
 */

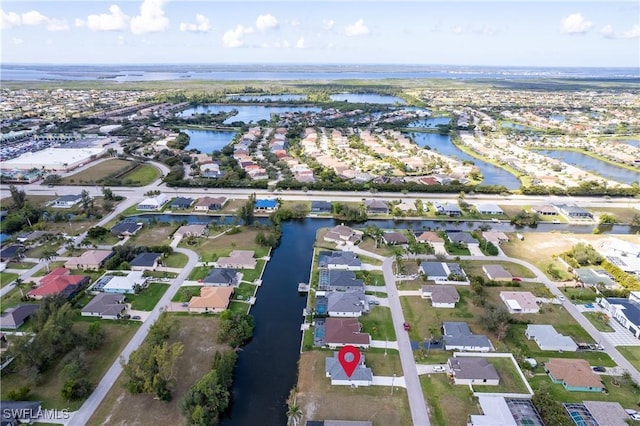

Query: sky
left=1, top=1, right=639, bottom=67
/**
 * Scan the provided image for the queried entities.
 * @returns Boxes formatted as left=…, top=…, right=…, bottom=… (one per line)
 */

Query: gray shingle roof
left=443, top=321, right=492, bottom=349
left=446, top=232, right=477, bottom=244
left=420, top=262, right=447, bottom=277
left=327, top=290, right=367, bottom=314
left=318, top=251, right=362, bottom=268
left=204, top=268, right=238, bottom=285
left=325, top=352, right=373, bottom=382
left=130, top=252, right=162, bottom=267
left=82, top=293, right=126, bottom=317
left=0, top=304, right=39, bottom=329
left=449, top=357, right=499, bottom=380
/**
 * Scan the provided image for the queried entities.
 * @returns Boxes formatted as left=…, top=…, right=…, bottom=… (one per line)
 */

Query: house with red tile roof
left=28, top=268, right=89, bottom=300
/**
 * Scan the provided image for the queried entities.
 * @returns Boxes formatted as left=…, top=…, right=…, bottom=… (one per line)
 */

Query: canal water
left=329, top=93, right=406, bottom=104
left=178, top=105, right=321, bottom=124
left=408, top=132, right=522, bottom=189
left=533, top=149, right=639, bottom=185
left=179, top=129, right=236, bottom=153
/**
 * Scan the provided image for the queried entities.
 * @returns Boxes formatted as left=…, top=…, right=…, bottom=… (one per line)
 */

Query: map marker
left=338, top=345, right=361, bottom=378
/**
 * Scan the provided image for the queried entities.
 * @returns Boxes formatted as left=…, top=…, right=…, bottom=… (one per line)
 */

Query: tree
left=79, top=190, right=94, bottom=215
left=236, top=194, right=256, bottom=225
left=39, top=249, right=58, bottom=273
left=217, top=312, right=255, bottom=348
left=14, top=277, right=28, bottom=299
left=102, top=187, right=115, bottom=200
left=123, top=341, right=184, bottom=401
left=599, top=213, right=616, bottom=224
left=9, top=185, right=26, bottom=209
left=632, top=213, right=640, bottom=227
left=484, top=306, right=511, bottom=341
left=287, top=387, right=303, bottom=426
left=84, top=322, right=106, bottom=350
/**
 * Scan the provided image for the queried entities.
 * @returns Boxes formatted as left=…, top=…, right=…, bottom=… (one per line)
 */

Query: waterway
left=408, top=132, right=522, bottom=189
left=179, top=129, right=236, bottom=153
left=178, top=104, right=321, bottom=124
left=533, top=149, right=639, bottom=185
left=408, top=116, right=451, bottom=128
left=615, top=139, right=640, bottom=149
left=329, top=93, right=406, bottom=104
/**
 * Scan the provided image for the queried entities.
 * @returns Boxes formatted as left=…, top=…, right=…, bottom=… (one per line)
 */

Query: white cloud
left=12, top=10, right=68, bottom=31
left=1, top=10, right=21, bottom=30
left=180, top=13, right=210, bottom=33
left=130, top=0, right=169, bottom=34
left=222, top=24, right=253, bottom=48
left=290, top=19, right=300, bottom=27
left=452, top=25, right=463, bottom=34
left=21, top=10, right=48, bottom=26
left=256, top=13, right=278, bottom=31
left=46, top=18, right=69, bottom=32
left=345, top=19, right=369, bottom=37
left=561, top=13, right=592, bottom=34
left=11, top=37, right=24, bottom=44
left=600, top=23, right=640, bottom=39
left=322, top=18, right=334, bottom=30
left=117, top=35, right=126, bottom=46
left=46, top=39, right=53, bottom=45
left=295, top=36, right=305, bottom=49
left=85, top=5, right=130, bottom=31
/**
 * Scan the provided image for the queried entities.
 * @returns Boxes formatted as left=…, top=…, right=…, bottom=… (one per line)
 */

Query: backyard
left=125, top=283, right=169, bottom=311
left=359, top=306, right=397, bottom=340
left=421, top=373, right=480, bottom=426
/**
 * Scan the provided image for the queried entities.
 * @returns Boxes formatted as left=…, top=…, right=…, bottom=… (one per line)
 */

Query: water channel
left=179, top=129, right=237, bottom=153
left=408, top=132, right=522, bottom=189
left=178, top=105, right=321, bottom=124
left=533, top=149, right=639, bottom=185
left=124, top=213, right=633, bottom=424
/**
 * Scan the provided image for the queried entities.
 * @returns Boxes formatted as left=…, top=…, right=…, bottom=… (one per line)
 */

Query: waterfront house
left=421, top=285, right=460, bottom=308
left=364, top=199, right=389, bottom=214
left=110, top=221, right=143, bottom=237
left=214, top=251, right=257, bottom=270
left=448, top=357, right=500, bottom=386
left=323, top=290, right=369, bottom=317
left=383, top=232, right=409, bottom=246
left=482, top=231, right=509, bottom=245
left=255, top=199, right=278, bottom=212
left=81, top=293, right=126, bottom=320
left=324, top=317, right=371, bottom=349
left=174, top=224, right=207, bottom=239
left=319, top=270, right=365, bottom=292
left=531, top=205, right=558, bottom=216
left=446, top=231, right=478, bottom=246
left=434, top=202, right=462, bottom=217
left=324, top=225, right=363, bottom=245
left=64, top=249, right=113, bottom=270
left=203, top=268, right=239, bottom=287
left=545, top=358, right=603, bottom=392
left=311, top=200, right=332, bottom=213
left=483, top=265, right=513, bottom=281
left=318, top=251, right=362, bottom=270
left=442, top=321, right=493, bottom=352
left=525, top=325, right=577, bottom=352
left=188, top=287, right=234, bottom=313
left=137, top=193, right=168, bottom=211
left=416, top=231, right=444, bottom=244
left=556, top=204, right=593, bottom=219
left=474, top=203, right=504, bottom=215
left=170, top=197, right=194, bottom=210
left=194, top=196, right=227, bottom=211
left=325, top=352, right=372, bottom=387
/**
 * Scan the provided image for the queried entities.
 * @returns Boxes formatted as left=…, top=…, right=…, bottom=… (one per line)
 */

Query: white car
left=631, top=413, right=640, bottom=421
left=433, top=365, right=447, bottom=372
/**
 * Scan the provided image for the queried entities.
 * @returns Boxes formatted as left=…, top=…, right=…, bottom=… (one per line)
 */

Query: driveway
left=416, top=364, right=448, bottom=375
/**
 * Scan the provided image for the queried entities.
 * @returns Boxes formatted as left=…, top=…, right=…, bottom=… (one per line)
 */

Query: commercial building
left=2, top=147, right=105, bottom=171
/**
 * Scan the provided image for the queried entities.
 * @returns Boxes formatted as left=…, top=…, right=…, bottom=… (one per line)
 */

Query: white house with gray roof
left=443, top=322, right=493, bottom=352
left=318, top=251, right=362, bottom=270
left=421, top=285, right=460, bottom=308
left=81, top=293, right=126, bottom=320
left=325, top=290, right=369, bottom=317
left=448, top=357, right=500, bottom=386
left=525, top=325, right=577, bottom=352
left=419, top=262, right=469, bottom=285
left=325, top=352, right=373, bottom=387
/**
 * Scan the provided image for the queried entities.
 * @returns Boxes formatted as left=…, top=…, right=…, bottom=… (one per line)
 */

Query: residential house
left=469, top=397, right=543, bottom=426
left=51, top=194, right=83, bottom=208
left=201, top=163, right=224, bottom=178
left=474, top=203, right=504, bottom=215
left=194, top=196, right=227, bottom=211
left=110, top=221, right=143, bottom=237
left=448, top=357, right=500, bottom=386
left=483, top=265, right=513, bottom=281
left=325, top=352, right=373, bottom=387
left=482, top=231, right=509, bottom=245
left=170, top=197, right=194, bottom=210
left=129, top=252, right=162, bottom=271
left=446, top=231, right=478, bottom=246
left=500, top=291, right=540, bottom=314
left=255, top=199, right=278, bottom=212
left=0, top=244, right=25, bottom=262
left=214, top=251, right=257, bottom=270
left=137, top=193, right=168, bottom=211
left=319, top=270, right=365, bottom=292
left=556, top=204, right=593, bottom=219
left=324, top=225, right=363, bottom=245
left=383, top=232, right=409, bottom=246
left=580, top=401, right=630, bottom=426
left=28, top=268, right=89, bottom=300
left=324, top=317, right=371, bottom=349
left=188, top=287, right=234, bottom=313
left=421, top=285, right=460, bottom=308
left=64, top=250, right=113, bottom=270
left=575, top=268, right=616, bottom=289
left=545, top=358, right=603, bottom=392
left=81, top=293, right=126, bottom=320
left=0, top=304, right=39, bottom=329
left=434, top=202, right=462, bottom=217
left=419, top=262, right=469, bottom=285
left=174, top=224, right=207, bottom=239
left=364, top=199, right=389, bottom=214
left=318, top=251, right=362, bottom=270
left=97, top=271, right=146, bottom=294
left=525, top=325, right=577, bottom=352
left=202, top=268, right=239, bottom=287
left=599, top=293, right=640, bottom=339
left=320, top=290, right=369, bottom=317
left=531, top=205, right=558, bottom=216
left=416, top=231, right=444, bottom=244
left=311, top=201, right=333, bottom=213
left=442, top=321, right=493, bottom=352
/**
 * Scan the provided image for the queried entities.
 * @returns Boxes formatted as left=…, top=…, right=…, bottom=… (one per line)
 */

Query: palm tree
left=14, top=277, right=28, bottom=299
left=287, top=397, right=303, bottom=426
left=39, top=249, right=57, bottom=273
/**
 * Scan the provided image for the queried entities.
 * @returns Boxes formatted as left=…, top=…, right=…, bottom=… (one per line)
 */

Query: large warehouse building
left=1, top=147, right=106, bottom=172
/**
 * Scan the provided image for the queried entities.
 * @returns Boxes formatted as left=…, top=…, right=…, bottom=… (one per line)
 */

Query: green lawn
left=459, top=260, right=536, bottom=279
left=618, top=346, right=640, bottom=371
left=5, top=261, right=37, bottom=270
left=239, top=259, right=266, bottom=283
left=24, top=241, right=63, bottom=259
left=0, top=272, right=18, bottom=288
left=188, top=267, right=209, bottom=281
left=421, top=374, right=479, bottom=426
left=359, top=255, right=383, bottom=266
left=126, top=222, right=178, bottom=247
left=163, top=252, right=188, bottom=268
left=228, top=301, right=250, bottom=314
left=233, top=282, right=256, bottom=301
left=172, top=286, right=202, bottom=302
left=444, top=241, right=471, bottom=256
left=126, top=283, right=169, bottom=311
left=355, top=270, right=385, bottom=286
left=119, top=164, right=160, bottom=186
left=561, top=287, right=598, bottom=303
left=529, top=375, right=640, bottom=408
left=583, top=312, right=615, bottom=332
left=0, top=287, right=29, bottom=314
left=471, top=356, right=530, bottom=394
left=32, top=261, right=66, bottom=277
left=359, top=306, right=396, bottom=340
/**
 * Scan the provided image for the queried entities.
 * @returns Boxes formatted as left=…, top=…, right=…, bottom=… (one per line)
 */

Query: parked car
left=121, top=314, right=131, bottom=320
left=592, top=366, right=606, bottom=373
left=403, top=322, right=411, bottom=331
left=131, top=315, right=141, bottom=320
left=433, top=365, right=446, bottom=372
left=512, top=277, right=522, bottom=282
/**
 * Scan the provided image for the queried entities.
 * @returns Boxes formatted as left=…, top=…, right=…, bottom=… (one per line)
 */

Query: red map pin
left=338, top=345, right=361, bottom=378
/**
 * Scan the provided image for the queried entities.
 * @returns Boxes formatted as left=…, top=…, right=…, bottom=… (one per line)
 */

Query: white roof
left=2, top=147, right=105, bottom=169
left=505, top=299, right=522, bottom=311
left=102, top=271, right=145, bottom=292
left=470, top=396, right=516, bottom=426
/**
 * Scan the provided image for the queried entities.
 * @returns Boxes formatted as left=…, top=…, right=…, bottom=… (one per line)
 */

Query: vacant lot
left=126, top=283, right=169, bottom=311
left=172, top=285, right=202, bottom=302
left=60, top=159, right=131, bottom=185
left=587, top=207, right=639, bottom=224
left=618, top=346, right=640, bottom=371
left=421, top=373, right=480, bottom=426
left=1, top=320, right=139, bottom=410
left=459, top=260, right=536, bottom=279
left=359, top=306, right=396, bottom=340
left=163, top=252, right=188, bottom=268
left=119, top=165, right=159, bottom=186
left=127, top=222, right=179, bottom=247
left=88, top=315, right=227, bottom=426
left=296, top=351, right=411, bottom=426
left=180, top=227, right=270, bottom=262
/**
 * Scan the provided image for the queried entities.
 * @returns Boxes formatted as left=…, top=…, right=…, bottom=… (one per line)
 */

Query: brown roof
left=65, top=250, right=112, bottom=268
left=545, top=358, right=602, bottom=389
left=188, top=287, right=234, bottom=309
left=324, top=318, right=370, bottom=346
left=416, top=231, right=444, bottom=243
left=195, top=196, right=227, bottom=207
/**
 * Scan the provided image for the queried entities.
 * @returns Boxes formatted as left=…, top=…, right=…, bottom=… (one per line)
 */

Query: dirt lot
left=88, top=315, right=227, bottom=426
left=296, top=351, right=412, bottom=426
left=127, top=222, right=180, bottom=246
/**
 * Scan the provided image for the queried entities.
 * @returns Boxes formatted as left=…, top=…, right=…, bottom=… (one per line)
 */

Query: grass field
left=618, top=346, right=640, bottom=371
left=163, top=252, right=188, bottom=268
left=126, top=222, right=178, bottom=247
left=126, top=283, right=169, bottom=311
left=228, top=301, right=250, bottom=314
left=59, top=159, right=131, bottom=185
left=239, top=259, right=266, bottom=283
left=0, top=320, right=139, bottom=410
left=88, top=315, right=228, bottom=426
left=172, top=285, right=202, bottom=302
left=179, top=227, right=270, bottom=263
left=5, top=261, right=37, bottom=270
left=118, top=164, right=160, bottom=186
left=188, top=266, right=209, bottom=281
left=359, top=306, right=396, bottom=341
left=459, top=260, right=536, bottom=279
left=583, top=312, right=615, bottom=332
left=234, top=282, right=257, bottom=301
left=296, top=351, right=412, bottom=426
left=587, top=207, right=639, bottom=224
left=0, top=272, right=19, bottom=288
left=471, top=356, right=530, bottom=394
left=33, top=261, right=66, bottom=277
left=0, top=287, right=27, bottom=314
left=421, top=373, right=479, bottom=426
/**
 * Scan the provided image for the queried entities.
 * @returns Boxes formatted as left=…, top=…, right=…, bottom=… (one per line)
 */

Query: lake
left=408, top=116, right=451, bottom=128
left=226, top=94, right=306, bottom=102
left=329, top=93, right=406, bottom=104
left=408, top=132, right=522, bottom=189
left=178, top=104, right=321, bottom=124
left=501, top=122, right=530, bottom=131
left=180, top=129, right=236, bottom=153
left=615, top=139, right=640, bottom=149
left=533, top=149, right=639, bottom=185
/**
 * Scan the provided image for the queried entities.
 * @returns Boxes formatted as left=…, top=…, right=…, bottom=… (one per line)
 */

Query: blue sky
left=1, top=1, right=639, bottom=66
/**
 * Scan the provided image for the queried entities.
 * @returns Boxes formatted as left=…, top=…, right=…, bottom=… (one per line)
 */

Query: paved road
left=381, top=256, right=431, bottom=426
left=69, top=246, right=199, bottom=426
